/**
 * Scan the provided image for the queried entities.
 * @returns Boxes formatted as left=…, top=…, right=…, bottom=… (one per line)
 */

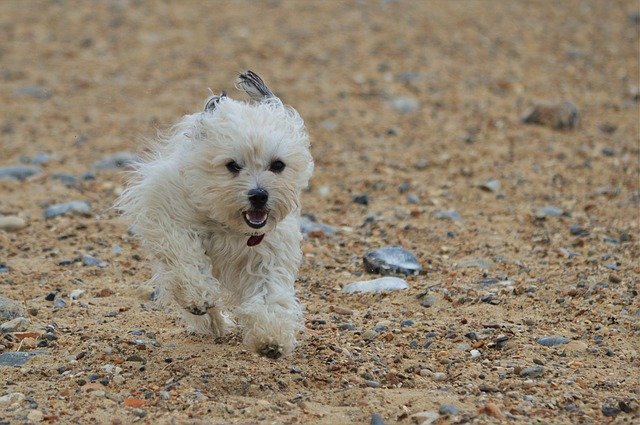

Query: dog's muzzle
left=244, top=210, right=268, bottom=229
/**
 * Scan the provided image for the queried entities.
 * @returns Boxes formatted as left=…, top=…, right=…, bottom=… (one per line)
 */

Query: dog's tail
left=236, top=70, right=276, bottom=101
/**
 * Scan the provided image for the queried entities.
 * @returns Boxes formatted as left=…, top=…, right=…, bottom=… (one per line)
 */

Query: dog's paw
left=259, top=344, right=283, bottom=359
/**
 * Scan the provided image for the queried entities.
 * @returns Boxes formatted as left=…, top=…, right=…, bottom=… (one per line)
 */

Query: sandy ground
left=1, top=0, right=639, bottom=424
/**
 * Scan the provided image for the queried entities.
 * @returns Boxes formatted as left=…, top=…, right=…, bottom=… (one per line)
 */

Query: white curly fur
left=117, top=72, right=313, bottom=358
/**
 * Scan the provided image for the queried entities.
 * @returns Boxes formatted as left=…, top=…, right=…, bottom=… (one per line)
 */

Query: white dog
left=117, top=71, right=314, bottom=358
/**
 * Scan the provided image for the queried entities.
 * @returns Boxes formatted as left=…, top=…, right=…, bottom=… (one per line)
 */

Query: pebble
left=406, top=194, right=420, bottom=204
left=44, top=201, right=91, bottom=219
left=0, top=165, right=42, bottom=181
left=563, top=340, right=588, bottom=355
left=93, top=151, right=138, bottom=169
left=420, top=295, right=436, bottom=308
left=0, top=297, right=27, bottom=321
left=352, top=194, right=369, bottom=205
left=82, top=255, right=107, bottom=268
left=432, top=372, right=447, bottom=382
left=342, top=277, right=409, bottom=294
left=410, top=411, right=438, bottom=425
left=538, top=336, right=570, bottom=346
left=400, top=320, right=414, bottom=327
left=111, top=245, right=123, bottom=255
left=456, top=257, right=493, bottom=270
left=398, top=181, right=410, bottom=193
left=470, top=349, right=481, bottom=358
left=0, top=392, right=25, bottom=404
left=27, top=409, right=44, bottom=422
left=364, top=379, right=380, bottom=388
left=0, top=264, right=8, bottom=273
left=16, top=85, right=51, bottom=99
left=370, top=413, right=385, bottom=425
left=0, top=216, right=27, bottom=231
left=363, top=246, right=422, bottom=276
left=569, top=224, right=588, bottom=236
left=338, top=323, right=356, bottom=331
left=519, top=366, right=544, bottom=378
left=0, top=351, right=43, bottom=367
left=535, top=205, right=564, bottom=219
left=51, top=173, right=78, bottom=187
left=54, top=298, right=67, bottom=308
left=45, top=292, right=56, bottom=301
left=439, top=404, right=460, bottom=415
left=0, top=317, right=30, bottom=333
left=299, top=214, right=336, bottom=236
left=434, top=210, right=461, bottom=221
left=483, top=402, right=505, bottom=419
left=480, top=179, right=501, bottom=192
left=601, top=405, right=620, bottom=417
left=362, top=330, right=378, bottom=341
left=521, top=100, right=579, bottom=130
left=389, top=96, right=420, bottom=114
left=70, top=289, right=84, bottom=300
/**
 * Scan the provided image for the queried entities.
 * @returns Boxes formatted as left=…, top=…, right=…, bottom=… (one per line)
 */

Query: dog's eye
left=269, top=160, right=286, bottom=173
left=225, top=161, right=242, bottom=175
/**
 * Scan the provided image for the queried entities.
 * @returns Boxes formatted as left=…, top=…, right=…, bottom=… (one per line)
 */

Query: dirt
left=1, top=1, right=639, bottom=424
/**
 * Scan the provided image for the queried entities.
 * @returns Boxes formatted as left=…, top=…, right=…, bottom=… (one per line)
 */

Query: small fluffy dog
left=117, top=71, right=313, bottom=358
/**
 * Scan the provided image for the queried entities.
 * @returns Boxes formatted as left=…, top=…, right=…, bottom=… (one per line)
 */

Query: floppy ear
left=204, top=91, right=227, bottom=112
left=236, top=71, right=276, bottom=101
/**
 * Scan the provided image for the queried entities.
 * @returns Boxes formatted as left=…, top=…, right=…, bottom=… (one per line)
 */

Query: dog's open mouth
left=244, top=210, right=268, bottom=229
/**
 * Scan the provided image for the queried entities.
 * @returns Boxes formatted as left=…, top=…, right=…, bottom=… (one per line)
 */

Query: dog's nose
left=248, top=188, right=269, bottom=209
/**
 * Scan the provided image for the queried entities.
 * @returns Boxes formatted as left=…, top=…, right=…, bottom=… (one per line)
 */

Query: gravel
left=363, top=246, right=422, bottom=276
left=44, top=201, right=91, bottom=219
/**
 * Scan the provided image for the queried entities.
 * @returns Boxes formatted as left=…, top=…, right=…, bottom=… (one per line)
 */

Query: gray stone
left=51, top=173, right=78, bottom=187
left=299, top=215, right=336, bottom=236
left=0, top=297, right=27, bottom=321
left=343, top=277, right=408, bottom=294
left=456, top=257, right=493, bottom=270
left=16, top=85, right=51, bottom=99
left=93, top=152, right=138, bottom=169
left=519, top=366, right=544, bottom=378
left=421, top=296, right=436, bottom=308
left=439, top=404, right=460, bottom=415
left=82, top=255, right=107, bottom=268
left=537, top=336, right=570, bottom=346
left=0, top=351, right=44, bottom=367
left=535, top=205, right=564, bottom=219
left=363, top=246, right=422, bottom=276
left=0, top=216, right=27, bottom=231
left=406, top=194, right=420, bottom=204
left=54, top=298, right=66, bottom=308
left=370, top=413, right=385, bottom=425
left=44, top=201, right=91, bottom=219
left=522, top=100, right=579, bottom=130
left=434, top=210, right=461, bottom=221
left=0, top=165, right=42, bottom=181
left=0, top=317, right=30, bottom=333
left=480, top=179, right=501, bottom=192
left=389, top=96, right=419, bottom=114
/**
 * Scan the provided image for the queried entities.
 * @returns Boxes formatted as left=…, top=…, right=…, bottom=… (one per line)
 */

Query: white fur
left=117, top=73, right=313, bottom=357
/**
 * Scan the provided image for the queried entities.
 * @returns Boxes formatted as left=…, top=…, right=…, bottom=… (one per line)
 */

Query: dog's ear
left=236, top=71, right=276, bottom=101
left=204, top=91, right=227, bottom=112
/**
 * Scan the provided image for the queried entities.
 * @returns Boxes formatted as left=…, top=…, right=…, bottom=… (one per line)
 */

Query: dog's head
left=182, top=71, right=313, bottom=245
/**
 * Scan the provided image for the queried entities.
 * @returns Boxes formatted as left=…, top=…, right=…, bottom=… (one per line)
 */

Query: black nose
left=248, top=188, right=269, bottom=209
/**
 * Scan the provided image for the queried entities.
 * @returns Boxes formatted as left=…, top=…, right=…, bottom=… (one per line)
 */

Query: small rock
left=342, top=277, right=409, bottom=294
left=370, top=413, right=385, bottom=425
left=456, top=257, right=493, bottom=270
left=483, top=402, right=505, bottom=419
left=0, top=264, right=8, bottom=273
left=563, top=340, right=588, bottom=355
left=609, top=274, right=621, bottom=283
left=389, top=96, right=419, bottom=114
left=16, top=85, right=51, bottom=99
left=338, top=323, right=356, bottom=331
left=519, top=366, right=544, bottom=378
left=420, top=295, right=436, bottom=308
left=398, top=181, right=411, bottom=193
left=569, top=224, right=588, bottom=236
left=51, top=173, right=78, bottom=187
left=299, top=214, right=336, bottom=236
left=45, top=292, right=56, bottom=301
left=0, top=351, right=42, bottom=367
left=0, top=216, right=27, bottom=231
left=0, top=317, right=30, bottom=333
left=432, top=372, right=447, bottom=382
left=410, top=411, right=438, bottom=425
left=111, top=245, right=123, bottom=255
left=480, top=179, right=501, bottom=192
left=434, top=210, right=461, bottom=221
left=406, top=194, right=420, bottom=204
left=352, top=194, right=369, bottom=205
left=535, top=206, right=564, bottom=219
left=362, top=330, right=378, bottom=341
left=537, top=336, right=570, bottom=346
left=82, top=255, right=107, bottom=268
left=53, top=298, right=66, bottom=308
left=0, top=297, right=27, bottom=321
left=470, top=349, right=481, bottom=358
left=93, top=152, right=138, bottom=170
left=27, top=409, right=44, bottom=422
left=44, top=201, right=91, bottom=219
left=364, top=379, right=380, bottom=388
left=601, top=147, right=615, bottom=157
left=401, top=319, right=414, bottom=327
left=0, top=392, right=25, bottom=404
left=439, top=404, right=460, bottom=415
left=363, top=246, right=422, bottom=276
left=522, top=100, right=579, bottom=130
left=0, top=165, right=42, bottom=181
left=602, top=405, right=620, bottom=417
left=70, top=289, right=84, bottom=300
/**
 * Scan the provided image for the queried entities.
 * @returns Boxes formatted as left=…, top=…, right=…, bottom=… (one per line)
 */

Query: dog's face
left=183, top=91, right=313, bottom=240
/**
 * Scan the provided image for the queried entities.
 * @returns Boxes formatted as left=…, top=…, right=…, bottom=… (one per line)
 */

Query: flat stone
left=0, top=297, right=27, bottom=321
left=563, top=340, right=588, bottom=355
left=519, top=366, right=544, bottom=378
left=0, top=165, right=42, bottom=181
left=439, top=404, right=460, bottom=415
left=0, top=392, right=25, bottom=403
left=44, top=201, right=91, bottom=219
left=299, top=214, right=336, bottom=236
left=370, top=413, right=385, bottom=425
left=0, top=216, right=27, bottom=231
left=93, top=152, right=138, bottom=169
left=82, top=255, right=107, bottom=268
left=410, top=411, right=439, bottom=425
left=421, top=295, right=436, bottom=308
left=389, top=96, right=420, bottom=114
left=363, top=246, right=422, bottom=276
left=537, top=336, right=570, bottom=346
left=522, top=100, right=579, bottom=130
left=434, top=210, right=461, bottom=221
left=342, top=277, right=409, bottom=294
left=480, top=179, right=501, bottom=192
left=535, top=205, right=564, bottom=218
left=16, top=85, right=51, bottom=99
left=456, top=257, right=493, bottom=270
left=51, top=173, right=78, bottom=187
left=0, top=351, right=45, bottom=367
left=0, top=317, right=30, bottom=333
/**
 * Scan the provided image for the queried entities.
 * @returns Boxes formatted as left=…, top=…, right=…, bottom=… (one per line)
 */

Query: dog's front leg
left=235, top=280, right=302, bottom=359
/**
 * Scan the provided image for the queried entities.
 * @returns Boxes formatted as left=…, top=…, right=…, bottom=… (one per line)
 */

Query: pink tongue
left=247, top=234, right=265, bottom=247
left=247, top=211, right=267, bottom=223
